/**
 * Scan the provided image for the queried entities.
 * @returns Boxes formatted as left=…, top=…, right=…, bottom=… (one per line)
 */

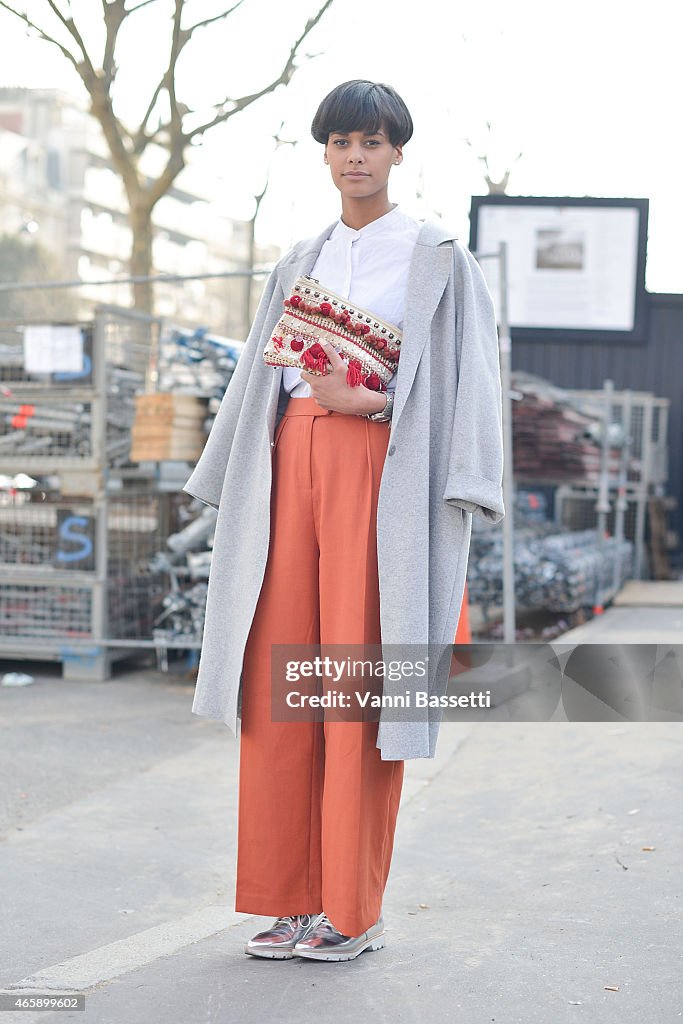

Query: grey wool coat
left=182, top=216, right=505, bottom=760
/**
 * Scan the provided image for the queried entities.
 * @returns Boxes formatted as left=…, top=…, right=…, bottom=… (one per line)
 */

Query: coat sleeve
left=182, top=257, right=286, bottom=510
left=443, top=241, right=505, bottom=524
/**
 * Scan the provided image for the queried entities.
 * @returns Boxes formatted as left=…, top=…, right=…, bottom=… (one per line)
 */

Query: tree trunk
left=129, top=203, right=154, bottom=316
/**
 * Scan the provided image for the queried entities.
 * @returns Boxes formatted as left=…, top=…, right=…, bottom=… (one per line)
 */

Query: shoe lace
left=274, top=914, right=315, bottom=927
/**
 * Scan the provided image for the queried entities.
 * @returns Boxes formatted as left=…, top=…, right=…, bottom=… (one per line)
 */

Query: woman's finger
left=318, top=339, right=345, bottom=369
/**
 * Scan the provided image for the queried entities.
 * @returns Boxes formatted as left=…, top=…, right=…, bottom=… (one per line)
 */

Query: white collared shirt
left=282, top=203, right=422, bottom=397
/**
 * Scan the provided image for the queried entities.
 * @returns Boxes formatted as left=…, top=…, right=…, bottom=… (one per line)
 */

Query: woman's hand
left=300, top=340, right=387, bottom=416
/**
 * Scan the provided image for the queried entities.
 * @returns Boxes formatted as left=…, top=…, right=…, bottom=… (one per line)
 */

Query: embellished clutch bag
left=263, top=275, right=402, bottom=392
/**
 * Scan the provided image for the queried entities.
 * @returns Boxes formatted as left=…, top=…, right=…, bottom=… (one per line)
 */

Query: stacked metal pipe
left=467, top=525, right=633, bottom=613
left=511, top=371, right=623, bottom=480
left=157, top=326, right=244, bottom=402
left=150, top=502, right=217, bottom=647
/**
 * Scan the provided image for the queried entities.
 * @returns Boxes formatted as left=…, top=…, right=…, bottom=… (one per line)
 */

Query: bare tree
left=414, top=162, right=442, bottom=222
left=464, top=120, right=523, bottom=195
left=0, top=0, right=334, bottom=313
left=243, top=120, right=298, bottom=335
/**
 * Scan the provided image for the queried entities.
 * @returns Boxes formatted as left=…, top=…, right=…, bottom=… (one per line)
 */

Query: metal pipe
left=0, top=268, right=274, bottom=294
left=497, top=241, right=516, bottom=644
left=471, top=240, right=515, bottom=644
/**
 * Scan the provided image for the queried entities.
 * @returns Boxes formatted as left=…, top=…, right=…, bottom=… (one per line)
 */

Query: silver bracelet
left=366, top=390, right=395, bottom=422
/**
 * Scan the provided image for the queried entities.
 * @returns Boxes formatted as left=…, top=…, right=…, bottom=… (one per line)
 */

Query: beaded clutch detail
left=263, top=275, right=402, bottom=392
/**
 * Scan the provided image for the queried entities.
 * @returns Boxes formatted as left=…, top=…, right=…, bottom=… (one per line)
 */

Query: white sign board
left=475, top=202, right=642, bottom=332
left=23, top=325, right=84, bottom=373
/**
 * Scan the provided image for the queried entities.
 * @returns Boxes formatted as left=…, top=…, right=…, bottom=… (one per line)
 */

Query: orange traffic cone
left=451, top=582, right=472, bottom=678
left=454, top=582, right=471, bottom=644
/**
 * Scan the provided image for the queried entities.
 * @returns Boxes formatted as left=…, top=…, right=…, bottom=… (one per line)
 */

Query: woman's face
left=324, top=124, right=402, bottom=199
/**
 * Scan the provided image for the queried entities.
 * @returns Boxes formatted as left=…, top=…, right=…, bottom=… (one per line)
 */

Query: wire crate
left=0, top=306, right=181, bottom=679
left=0, top=308, right=161, bottom=472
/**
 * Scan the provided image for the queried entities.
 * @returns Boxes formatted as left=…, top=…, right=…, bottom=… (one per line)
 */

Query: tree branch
left=143, top=142, right=185, bottom=209
left=0, top=1, right=82, bottom=72
left=167, top=0, right=183, bottom=132
left=181, top=0, right=246, bottom=42
left=184, top=0, right=334, bottom=141
left=132, top=0, right=249, bottom=153
left=165, top=0, right=248, bottom=73
left=101, top=0, right=127, bottom=85
left=133, top=72, right=169, bottom=153
left=126, top=0, right=160, bottom=12
left=44, top=0, right=96, bottom=78
left=138, top=0, right=327, bottom=210
left=89, top=79, right=140, bottom=197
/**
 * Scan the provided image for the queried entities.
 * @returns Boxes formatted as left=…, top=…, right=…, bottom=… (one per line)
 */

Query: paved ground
left=1, top=657, right=681, bottom=1023
left=557, top=603, right=683, bottom=645
left=613, top=581, right=683, bottom=606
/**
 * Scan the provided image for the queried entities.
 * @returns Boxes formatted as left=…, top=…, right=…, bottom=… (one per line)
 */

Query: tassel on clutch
left=263, top=275, right=402, bottom=392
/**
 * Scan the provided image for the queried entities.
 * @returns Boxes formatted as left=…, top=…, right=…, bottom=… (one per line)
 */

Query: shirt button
left=270, top=441, right=275, bottom=447
left=388, top=445, right=396, bottom=456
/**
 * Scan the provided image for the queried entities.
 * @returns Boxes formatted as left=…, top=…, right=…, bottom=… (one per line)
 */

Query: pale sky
left=0, top=0, right=680, bottom=292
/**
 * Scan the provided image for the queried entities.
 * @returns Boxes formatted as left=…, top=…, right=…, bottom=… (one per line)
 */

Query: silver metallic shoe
left=244, top=914, right=319, bottom=959
left=293, top=912, right=386, bottom=961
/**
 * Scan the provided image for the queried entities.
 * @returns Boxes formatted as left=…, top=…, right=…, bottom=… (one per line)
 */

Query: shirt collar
left=332, top=203, right=402, bottom=242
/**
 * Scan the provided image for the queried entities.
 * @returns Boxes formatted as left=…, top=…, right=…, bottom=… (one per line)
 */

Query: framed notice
left=469, top=196, right=649, bottom=344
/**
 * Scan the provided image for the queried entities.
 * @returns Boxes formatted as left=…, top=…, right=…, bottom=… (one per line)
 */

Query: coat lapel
left=390, top=234, right=453, bottom=428
left=272, top=217, right=457, bottom=433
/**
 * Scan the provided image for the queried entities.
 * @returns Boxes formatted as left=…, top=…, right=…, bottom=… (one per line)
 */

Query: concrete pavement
left=0, top=661, right=681, bottom=1023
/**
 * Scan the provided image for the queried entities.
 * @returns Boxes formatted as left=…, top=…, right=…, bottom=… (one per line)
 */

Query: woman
left=183, top=80, right=505, bottom=962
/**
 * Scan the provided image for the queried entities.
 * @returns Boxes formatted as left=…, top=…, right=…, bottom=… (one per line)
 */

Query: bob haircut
left=311, top=80, right=413, bottom=149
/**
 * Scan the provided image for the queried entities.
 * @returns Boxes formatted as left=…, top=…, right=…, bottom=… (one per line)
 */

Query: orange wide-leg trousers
left=235, top=395, right=405, bottom=937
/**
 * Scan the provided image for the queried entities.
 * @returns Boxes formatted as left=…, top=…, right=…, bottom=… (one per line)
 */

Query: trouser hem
left=235, top=896, right=323, bottom=916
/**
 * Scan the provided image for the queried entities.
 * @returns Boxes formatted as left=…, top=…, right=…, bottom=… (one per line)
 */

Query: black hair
left=311, top=80, right=413, bottom=149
